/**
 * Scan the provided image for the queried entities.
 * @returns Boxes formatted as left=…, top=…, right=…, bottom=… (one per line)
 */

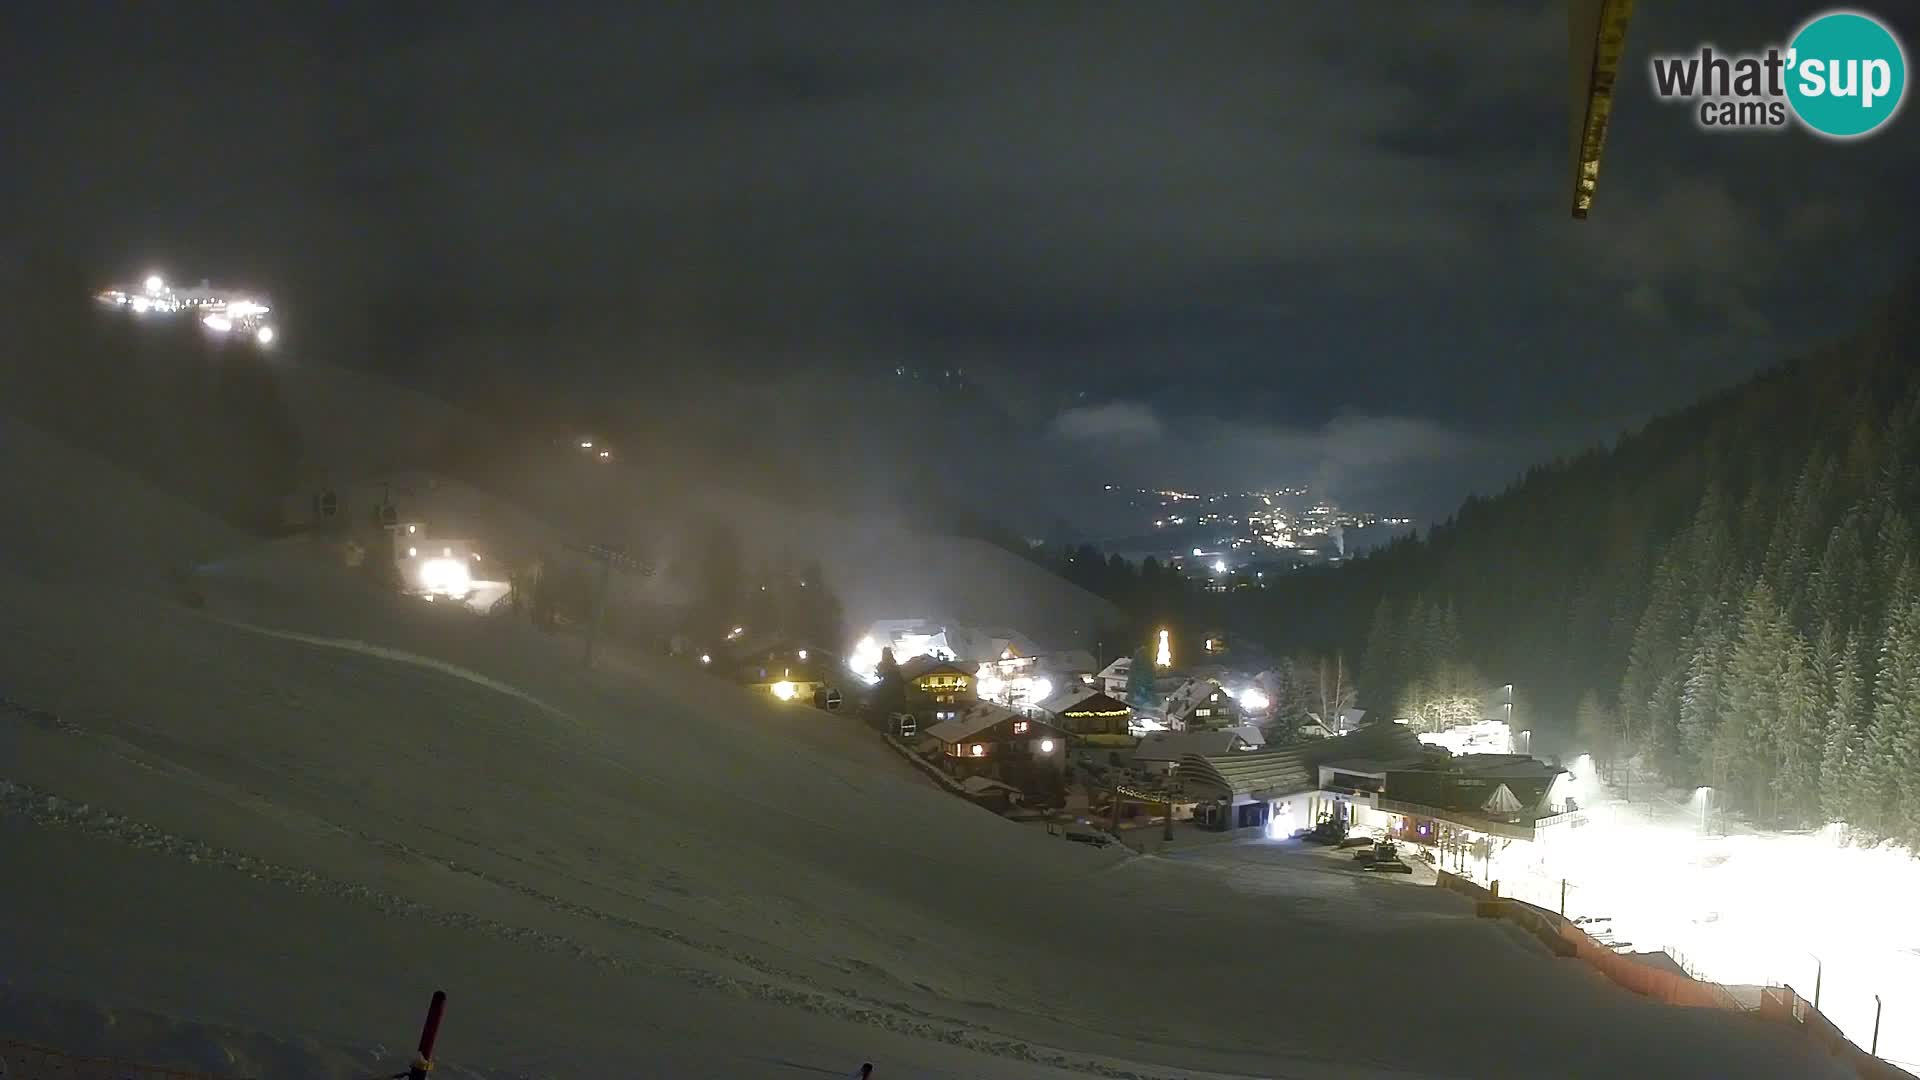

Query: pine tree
left=1821, top=629, right=1865, bottom=825
left=1439, top=601, right=1465, bottom=668
left=789, top=559, right=845, bottom=653
left=1720, top=582, right=1786, bottom=819
left=692, top=517, right=744, bottom=645
left=1775, top=631, right=1826, bottom=824
left=1887, top=594, right=1920, bottom=847
left=1864, top=594, right=1920, bottom=841
left=1361, top=597, right=1400, bottom=711
left=1575, top=689, right=1617, bottom=769
left=1621, top=552, right=1692, bottom=761
left=873, top=647, right=906, bottom=716
left=1126, top=647, right=1157, bottom=708
left=1677, top=610, right=1729, bottom=780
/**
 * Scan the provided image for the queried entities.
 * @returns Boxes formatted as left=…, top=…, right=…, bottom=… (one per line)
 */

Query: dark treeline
left=675, top=516, right=846, bottom=656
left=974, top=270, right=1920, bottom=845
left=1, top=254, right=303, bottom=534
left=1218, top=268, right=1920, bottom=842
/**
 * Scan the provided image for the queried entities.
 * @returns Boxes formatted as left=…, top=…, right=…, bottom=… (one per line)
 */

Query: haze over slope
left=271, top=357, right=1124, bottom=645
left=0, top=418, right=1848, bottom=1078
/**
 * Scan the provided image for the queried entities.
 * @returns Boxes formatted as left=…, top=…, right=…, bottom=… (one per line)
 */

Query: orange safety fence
left=1553, top=919, right=1741, bottom=1009
left=1450, top=884, right=1911, bottom=1080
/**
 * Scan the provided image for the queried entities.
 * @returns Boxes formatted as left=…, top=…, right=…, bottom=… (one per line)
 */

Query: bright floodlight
left=1040, top=738, right=1056, bottom=753
left=255, top=325, right=275, bottom=345
left=848, top=635, right=882, bottom=682
left=771, top=680, right=797, bottom=701
left=1213, top=559, right=1227, bottom=574
left=202, top=314, right=233, bottom=333
left=1239, top=687, right=1270, bottom=712
left=418, top=557, right=472, bottom=598
left=144, top=274, right=164, bottom=294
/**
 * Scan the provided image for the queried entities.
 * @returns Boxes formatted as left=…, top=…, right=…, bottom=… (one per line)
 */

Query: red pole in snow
left=409, top=991, right=447, bottom=1080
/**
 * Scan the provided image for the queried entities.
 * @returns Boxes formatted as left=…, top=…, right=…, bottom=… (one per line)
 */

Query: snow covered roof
left=1482, top=783, right=1525, bottom=815
left=922, top=702, right=1052, bottom=744
left=1034, top=684, right=1131, bottom=718
left=1161, top=678, right=1229, bottom=722
left=1178, top=746, right=1315, bottom=799
left=961, top=776, right=1023, bottom=796
left=1446, top=754, right=1566, bottom=781
left=1135, top=730, right=1255, bottom=764
left=1321, top=756, right=1427, bottom=777
left=1096, top=656, right=1132, bottom=681
left=898, top=655, right=972, bottom=681
left=1220, top=724, right=1266, bottom=749
left=1048, top=649, right=1098, bottom=675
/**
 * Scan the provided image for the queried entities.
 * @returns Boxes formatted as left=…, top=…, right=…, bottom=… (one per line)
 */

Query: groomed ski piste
left=0, top=418, right=1853, bottom=1078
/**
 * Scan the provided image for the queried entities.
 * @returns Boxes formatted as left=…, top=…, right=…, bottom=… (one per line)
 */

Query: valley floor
left=0, top=564, right=1856, bottom=1079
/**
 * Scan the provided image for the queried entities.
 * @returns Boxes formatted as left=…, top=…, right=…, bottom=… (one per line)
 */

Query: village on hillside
left=298, top=470, right=1590, bottom=891
left=697, top=609, right=1587, bottom=885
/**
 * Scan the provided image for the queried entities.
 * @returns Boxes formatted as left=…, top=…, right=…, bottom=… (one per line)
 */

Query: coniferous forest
left=1217, top=267, right=1920, bottom=844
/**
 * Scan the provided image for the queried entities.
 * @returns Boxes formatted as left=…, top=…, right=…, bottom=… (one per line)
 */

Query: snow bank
left=0, top=417, right=243, bottom=586
left=0, top=425, right=1853, bottom=1079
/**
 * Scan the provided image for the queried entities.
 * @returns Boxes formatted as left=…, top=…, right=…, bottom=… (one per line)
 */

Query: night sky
left=6, top=2, right=1917, bottom=523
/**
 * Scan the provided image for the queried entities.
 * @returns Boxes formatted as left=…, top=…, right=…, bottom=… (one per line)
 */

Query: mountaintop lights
left=98, top=272, right=278, bottom=347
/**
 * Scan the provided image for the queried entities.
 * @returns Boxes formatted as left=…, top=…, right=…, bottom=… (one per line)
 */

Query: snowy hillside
left=690, top=490, right=1120, bottom=645
left=0, top=424, right=1850, bottom=1078
left=0, top=417, right=245, bottom=586
left=270, top=360, right=1122, bottom=645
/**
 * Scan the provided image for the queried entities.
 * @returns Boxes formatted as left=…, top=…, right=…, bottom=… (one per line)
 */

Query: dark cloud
left=4, top=1, right=1917, bottom=522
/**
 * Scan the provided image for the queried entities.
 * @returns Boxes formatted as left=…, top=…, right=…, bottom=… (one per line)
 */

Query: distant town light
left=1212, top=559, right=1227, bottom=574
left=797, top=649, right=809, bottom=660
left=598, top=449, right=611, bottom=460
left=255, top=325, right=275, bottom=345
left=144, top=274, right=164, bottom=294
left=580, top=440, right=594, bottom=449
left=700, top=653, right=711, bottom=665
left=202, top=314, right=233, bottom=333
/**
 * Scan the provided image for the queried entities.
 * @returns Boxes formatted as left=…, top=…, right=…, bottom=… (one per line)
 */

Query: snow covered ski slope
left=0, top=421, right=1852, bottom=1078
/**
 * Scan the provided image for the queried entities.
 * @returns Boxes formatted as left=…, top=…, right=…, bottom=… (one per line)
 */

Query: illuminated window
left=970, top=744, right=986, bottom=757
left=1196, top=708, right=1212, bottom=718
left=1013, top=721, right=1029, bottom=734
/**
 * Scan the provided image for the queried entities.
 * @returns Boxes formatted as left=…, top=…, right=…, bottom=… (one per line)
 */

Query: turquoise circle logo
left=1786, top=10, right=1907, bottom=138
